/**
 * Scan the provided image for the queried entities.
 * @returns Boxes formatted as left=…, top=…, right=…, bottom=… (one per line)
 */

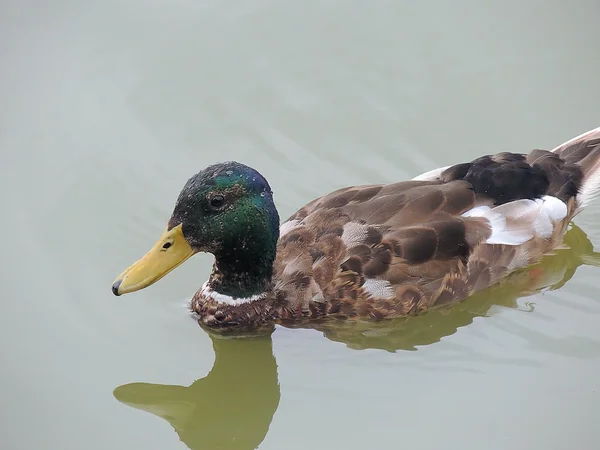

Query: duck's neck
left=208, top=233, right=278, bottom=300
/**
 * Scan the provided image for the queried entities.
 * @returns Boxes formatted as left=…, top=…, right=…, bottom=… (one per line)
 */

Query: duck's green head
left=112, top=161, right=280, bottom=297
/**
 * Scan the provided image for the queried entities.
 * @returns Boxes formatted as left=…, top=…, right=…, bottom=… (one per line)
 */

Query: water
left=2, top=1, right=600, bottom=449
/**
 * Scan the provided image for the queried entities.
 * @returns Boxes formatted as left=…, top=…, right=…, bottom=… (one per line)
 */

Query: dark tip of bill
left=112, top=280, right=122, bottom=296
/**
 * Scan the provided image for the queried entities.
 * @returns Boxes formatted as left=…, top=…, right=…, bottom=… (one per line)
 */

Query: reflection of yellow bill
left=112, top=224, right=195, bottom=295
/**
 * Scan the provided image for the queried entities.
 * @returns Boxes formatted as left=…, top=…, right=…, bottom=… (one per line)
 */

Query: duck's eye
left=162, top=242, right=172, bottom=249
left=210, top=194, right=225, bottom=209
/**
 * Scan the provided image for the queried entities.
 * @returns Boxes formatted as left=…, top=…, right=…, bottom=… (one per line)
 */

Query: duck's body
left=114, top=127, right=600, bottom=330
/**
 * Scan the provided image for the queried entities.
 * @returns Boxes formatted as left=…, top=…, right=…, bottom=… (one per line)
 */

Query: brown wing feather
left=273, top=179, right=499, bottom=320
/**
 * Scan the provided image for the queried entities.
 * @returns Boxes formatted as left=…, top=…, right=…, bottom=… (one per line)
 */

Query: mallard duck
left=112, top=127, right=600, bottom=329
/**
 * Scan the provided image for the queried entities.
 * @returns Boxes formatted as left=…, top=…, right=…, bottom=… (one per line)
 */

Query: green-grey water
left=2, top=1, right=600, bottom=449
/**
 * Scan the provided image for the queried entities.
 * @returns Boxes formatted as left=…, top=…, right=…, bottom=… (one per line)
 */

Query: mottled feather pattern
left=192, top=128, right=600, bottom=327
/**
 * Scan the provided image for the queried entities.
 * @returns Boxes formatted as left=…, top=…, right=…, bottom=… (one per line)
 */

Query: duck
left=112, top=127, right=600, bottom=329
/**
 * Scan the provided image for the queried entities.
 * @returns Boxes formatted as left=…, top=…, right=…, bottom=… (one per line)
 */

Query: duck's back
left=272, top=128, right=600, bottom=321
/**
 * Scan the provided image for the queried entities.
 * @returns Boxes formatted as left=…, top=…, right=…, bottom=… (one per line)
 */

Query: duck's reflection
left=113, top=333, right=279, bottom=450
left=114, top=224, right=599, bottom=450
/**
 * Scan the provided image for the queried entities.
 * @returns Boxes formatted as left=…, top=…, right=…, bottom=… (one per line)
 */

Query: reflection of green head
left=113, top=333, right=280, bottom=450
left=168, top=161, right=281, bottom=297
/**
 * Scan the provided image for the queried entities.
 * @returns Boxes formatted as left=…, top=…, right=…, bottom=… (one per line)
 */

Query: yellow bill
left=112, top=224, right=196, bottom=296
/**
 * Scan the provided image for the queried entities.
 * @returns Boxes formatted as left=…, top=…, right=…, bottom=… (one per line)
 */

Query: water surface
left=2, top=1, right=600, bottom=449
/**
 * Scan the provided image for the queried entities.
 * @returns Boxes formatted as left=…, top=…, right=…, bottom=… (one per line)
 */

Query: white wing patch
left=462, top=196, right=567, bottom=245
left=341, top=222, right=370, bottom=247
left=536, top=195, right=568, bottom=221
left=361, top=279, right=395, bottom=299
left=463, top=205, right=533, bottom=245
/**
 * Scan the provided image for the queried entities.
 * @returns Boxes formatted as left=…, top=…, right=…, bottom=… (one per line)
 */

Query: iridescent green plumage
left=167, top=162, right=280, bottom=298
